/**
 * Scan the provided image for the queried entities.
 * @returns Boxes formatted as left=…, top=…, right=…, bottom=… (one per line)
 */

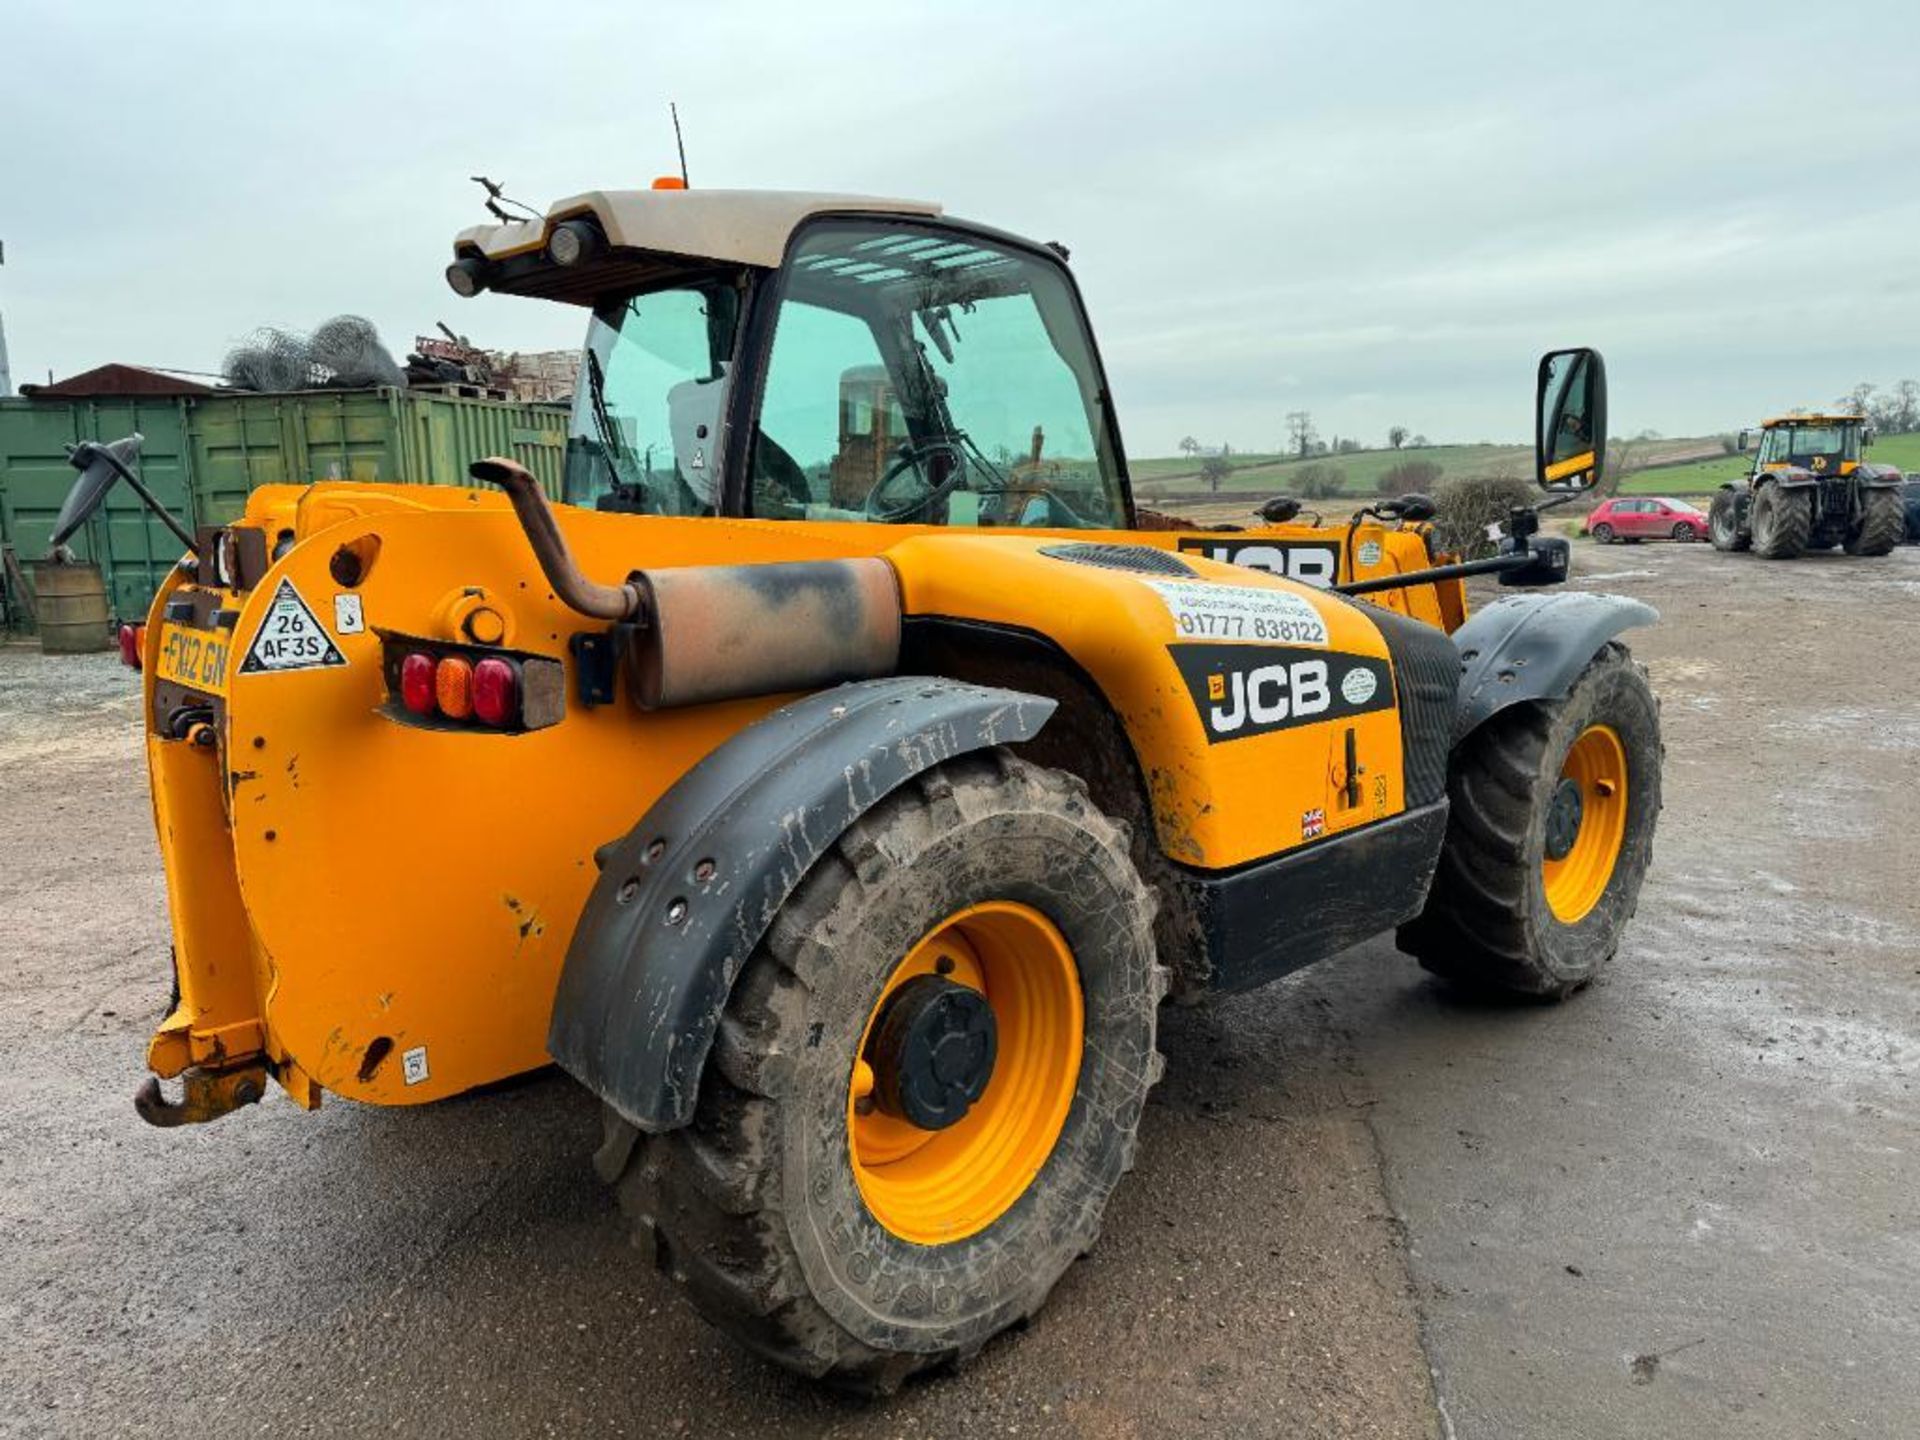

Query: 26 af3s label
left=1171, top=643, right=1393, bottom=743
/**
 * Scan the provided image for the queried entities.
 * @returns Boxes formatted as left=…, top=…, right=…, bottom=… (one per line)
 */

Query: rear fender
left=1857, top=463, right=1905, bottom=489
left=1763, top=468, right=1818, bottom=490
left=547, top=677, right=1055, bottom=1132
left=1452, top=593, right=1657, bottom=743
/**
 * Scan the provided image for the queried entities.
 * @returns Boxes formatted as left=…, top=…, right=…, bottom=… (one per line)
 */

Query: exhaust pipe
left=472, top=456, right=900, bottom=709
left=471, top=457, right=649, bottom=623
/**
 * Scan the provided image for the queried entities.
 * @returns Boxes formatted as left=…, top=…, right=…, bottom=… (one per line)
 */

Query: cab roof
left=453, top=188, right=945, bottom=270
left=1759, top=412, right=1865, bottom=428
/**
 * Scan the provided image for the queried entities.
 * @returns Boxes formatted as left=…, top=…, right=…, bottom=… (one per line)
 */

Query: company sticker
left=1170, top=642, right=1394, bottom=744
left=239, top=579, right=346, bottom=674
left=1341, top=668, right=1379, bottom=705
left=1357, top=539, right=1383, bottom=567
left=402, top=1046, right=430, bottom=1086
left=1147, top=580, right=1329, bottom=648
left=1177, top=537, right=1340, bottom=588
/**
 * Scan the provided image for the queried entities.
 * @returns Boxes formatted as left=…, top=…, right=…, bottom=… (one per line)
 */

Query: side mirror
left=1863, top=428, right=1876, bottom=447
left=1736, top=429, right=1751, bottom=452
left=1535, top=347, right=1607, bottom=492
left=50, top=434, right=146, bottom=553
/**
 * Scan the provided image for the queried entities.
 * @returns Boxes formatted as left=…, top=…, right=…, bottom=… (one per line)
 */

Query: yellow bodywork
left=140, top=484, right=1465, bottom=1114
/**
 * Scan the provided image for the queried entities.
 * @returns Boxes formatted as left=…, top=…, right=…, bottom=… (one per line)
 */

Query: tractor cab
left=1753, top=414, right=1864, bottom=477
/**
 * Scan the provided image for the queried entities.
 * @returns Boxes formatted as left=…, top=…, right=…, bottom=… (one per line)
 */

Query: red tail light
left=400, top=652, right=437, bottom=715
left=118, top=624, right=142, bottom=670
left=472, top=657, right=518, bottom=727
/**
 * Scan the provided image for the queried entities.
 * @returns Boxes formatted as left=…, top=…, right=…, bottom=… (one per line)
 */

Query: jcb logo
left=1173, top=642, right=1393, bottom=745
left=1178, top=539, right=1339, bottom=588
left=1208, top=659, right=1330, bottom=734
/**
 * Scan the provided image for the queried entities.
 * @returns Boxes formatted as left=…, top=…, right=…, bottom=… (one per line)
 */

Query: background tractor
left=99, top=185, right=1663, bottom=1392
left=1709, top=412, right=1907, bottom=558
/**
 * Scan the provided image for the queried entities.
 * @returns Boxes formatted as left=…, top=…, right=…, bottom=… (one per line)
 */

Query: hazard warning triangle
left=239, top=579, right=347, bottom=674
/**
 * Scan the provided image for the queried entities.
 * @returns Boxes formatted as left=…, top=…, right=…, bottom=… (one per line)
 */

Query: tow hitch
left=133, top=1065, right=268, bottom=1127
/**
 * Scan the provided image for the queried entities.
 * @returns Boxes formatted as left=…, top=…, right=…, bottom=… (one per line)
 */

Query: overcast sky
left=4, top=0, right=1917, bottom=453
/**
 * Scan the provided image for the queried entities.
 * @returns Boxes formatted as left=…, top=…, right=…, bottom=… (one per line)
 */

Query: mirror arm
left=59, top=443, right=199, bottom=555
left=1334, top=551, right=1533, bottom=596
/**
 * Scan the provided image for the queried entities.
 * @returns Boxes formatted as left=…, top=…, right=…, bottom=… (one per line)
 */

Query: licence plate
left=154, top=625, right=232, bottom=696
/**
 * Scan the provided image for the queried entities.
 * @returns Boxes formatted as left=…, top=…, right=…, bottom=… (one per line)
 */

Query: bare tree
left=1388, top=425, right=1409, bottom=450
left=1377, top=459, right=1442, bottom=496
left=1178, top=436, right=1200, bottom=458
left=1409, top=433, right=1429, bottom=448
left=1200, top=450, right=1234, bottom=494
left=1285, top=410, right=1316, bottom=459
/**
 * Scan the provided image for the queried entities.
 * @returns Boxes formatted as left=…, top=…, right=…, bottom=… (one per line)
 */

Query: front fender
left=1451, top=592, right=1657, bottom=742
left=547, top=677, right=1055, bottom=1132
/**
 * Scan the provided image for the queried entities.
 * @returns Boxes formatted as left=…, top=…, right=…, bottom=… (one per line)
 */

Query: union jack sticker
left=1301, top=808, right=1327, bottom=840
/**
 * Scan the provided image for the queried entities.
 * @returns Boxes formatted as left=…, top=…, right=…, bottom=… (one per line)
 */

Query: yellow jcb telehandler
left=97, top=184, right=1661, bottom=1391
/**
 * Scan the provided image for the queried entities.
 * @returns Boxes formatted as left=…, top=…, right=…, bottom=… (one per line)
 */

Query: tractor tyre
left=1751, top=484, right=1811, bottom=559
left=1591, top=522, right=1615, bottom=544
left=1844, top=487, right=1905, bottom=556
left=1708, top=490, right=1748, bottom=552
left=599, top=751, right=1165, bottom=1394
left=1399, top=643, right=1661, bottom=999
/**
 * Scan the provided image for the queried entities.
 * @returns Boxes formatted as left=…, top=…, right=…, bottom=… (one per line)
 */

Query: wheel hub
left=1544, top=777, right=1585, bottom=860
left=868, top=975, right=998, bottom=1130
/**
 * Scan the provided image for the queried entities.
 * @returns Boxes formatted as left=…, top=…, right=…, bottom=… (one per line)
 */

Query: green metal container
left=0, top=388, right=568, bottom=629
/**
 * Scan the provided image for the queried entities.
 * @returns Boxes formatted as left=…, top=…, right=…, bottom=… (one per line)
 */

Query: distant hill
left=1134, top=436, right=1730, bottom=501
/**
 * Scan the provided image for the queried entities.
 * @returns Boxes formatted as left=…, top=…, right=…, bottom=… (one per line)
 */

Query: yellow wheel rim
left=848, top=901, right=1083, bottom=1246
left=1541, top=724, right=1629, bottom=924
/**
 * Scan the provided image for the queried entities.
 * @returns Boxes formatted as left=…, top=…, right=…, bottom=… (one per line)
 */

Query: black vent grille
left=1039, top=543, right=1196, bottom=577
left=1368, top=605, right=1460, bottom=809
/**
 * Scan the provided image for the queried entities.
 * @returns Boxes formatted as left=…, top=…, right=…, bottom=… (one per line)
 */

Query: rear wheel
left=1844, top=487, right=1905, bottom=556
left=599, top=751, right=1164, bottom=1393
left=1399, top=644, right=1661, bottom=998
left=1708, top=489, right=1748, bottom=551
left=1751, top=484, right=1811, bottom=559
left=1591, top=522, right=1615, bottom=544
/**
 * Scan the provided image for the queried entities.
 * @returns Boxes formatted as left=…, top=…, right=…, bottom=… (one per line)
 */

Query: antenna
left=671, top=103, right=690, bottom=187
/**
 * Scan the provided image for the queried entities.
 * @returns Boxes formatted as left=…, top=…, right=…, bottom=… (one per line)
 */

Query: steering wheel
left=862, top=440, right=967, bottom=523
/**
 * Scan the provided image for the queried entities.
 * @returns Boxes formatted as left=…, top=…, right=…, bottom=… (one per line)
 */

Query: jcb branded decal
left=1171, top=643, right=1393, bottom=743
left=1177, top=538, right=1340, bottom=588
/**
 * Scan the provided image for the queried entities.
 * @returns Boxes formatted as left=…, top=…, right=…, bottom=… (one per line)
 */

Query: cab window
left=748, top=222, right=1125, bottom=528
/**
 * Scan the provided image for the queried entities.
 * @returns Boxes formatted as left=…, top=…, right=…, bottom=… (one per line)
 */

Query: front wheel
left=1591, top=522, right=1615, bottom=543
left=1671, top=522, right=1694, bottom=542
left=1708, top=489, right=1749, bottom=551
left=1844, top=487, right=1906, bottom=556
left=1399, top=644, right=1662, bottom=998
left=600, top=751, right=1164, bottom=1392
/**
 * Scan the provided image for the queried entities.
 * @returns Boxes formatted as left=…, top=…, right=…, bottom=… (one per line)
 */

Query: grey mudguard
left=547, top=677, right=1056, bottom=1132
left=1451, top=591, right=1657, bottom=742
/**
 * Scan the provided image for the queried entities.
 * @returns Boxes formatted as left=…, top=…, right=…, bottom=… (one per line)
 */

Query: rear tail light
left=382, top=636, right=563, bottom=733
left=471, top=658, right=517, bottom=726
left=117, top=623, right=145, bottom=670
left=400, top=652, right=437, bottom=715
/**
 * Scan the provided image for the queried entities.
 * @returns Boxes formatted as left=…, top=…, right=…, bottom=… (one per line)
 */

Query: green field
left=1134, top=436, right=1748, bottom=500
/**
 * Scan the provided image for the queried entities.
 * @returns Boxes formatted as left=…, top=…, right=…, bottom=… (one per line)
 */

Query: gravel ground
left=2, top=538, right=1915, bottom=1438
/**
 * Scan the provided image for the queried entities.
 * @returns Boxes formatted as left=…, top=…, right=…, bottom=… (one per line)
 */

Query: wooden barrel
left=31, top=560, right=112, bottom=655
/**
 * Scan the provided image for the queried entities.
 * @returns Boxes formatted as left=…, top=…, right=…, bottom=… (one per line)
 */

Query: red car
left=1587, top=496, right=1710, bottom=543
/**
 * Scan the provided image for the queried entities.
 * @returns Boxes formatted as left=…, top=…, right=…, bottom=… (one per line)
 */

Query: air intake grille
left=1039, top=543, right=1196, bottom=577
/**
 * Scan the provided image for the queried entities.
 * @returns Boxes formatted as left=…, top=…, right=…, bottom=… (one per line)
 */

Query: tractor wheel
left=1708, top=490, right=1748, bottom=551
left=1591, top=522, right=1615, bottom=544
left=1399, top=644, right=1661, bottom=999
left=1843, top=488, right=1905, bottom=556
left=599, top=751, right=1164, bottom=1393
left=1751, top=484, right=1811, bottom=559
